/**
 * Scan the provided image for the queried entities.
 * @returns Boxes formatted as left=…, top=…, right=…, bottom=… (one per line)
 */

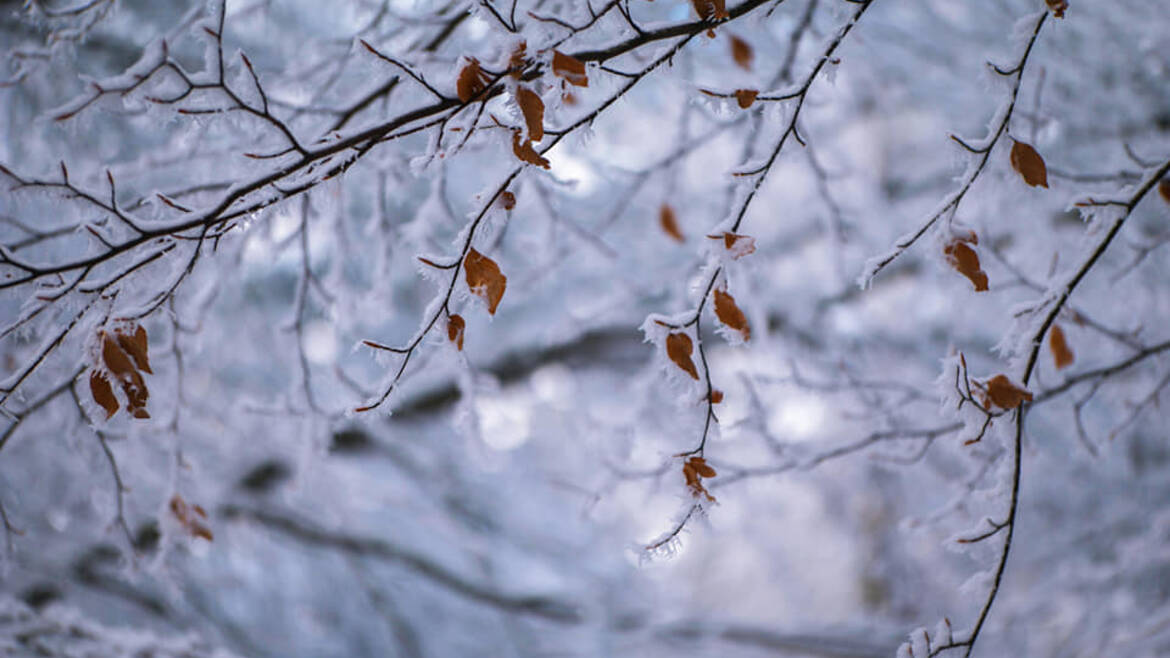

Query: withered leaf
left=511, top=130, right=550, bottom=168
left=734, top=89, right=758, bottom=109
left=552, top=51, right=588, bottom=87
left=101, top=331, right=136, bottom=379
left=464, top=248, right=507, bottom=315
left=710, top=389, right=724, bottom=404
left=1045, top=0, right=1068, bottom=18
left=729, top=35, right=753, bottom=71
left=499, top=190, right=516, bottom=210
left=985, top=374, right=1033, bottom=410
left=508, top=41, right=528, bottom=78
left=1159, top=179, right=1170, bottom=205
left=665, top=332, right=699, bottom=380
left=688, top=456, right=717, bottom=478
left=447, top=314, right=466, bottom=351
left=713, top=289, right=750, bottom=341
left=170, top=495, right=213, bottom=541
left=456, top=57, right=490, bottom=103
left=943, top=240, right=989, bottom=292
left=1010, top=140, right=1049, bottom=188
left=115, top=325, right=150, bottom=374
left=708, top=231, right=757, bottom=259
left=1049, top=324, right=1074, bottom=370
left=89, top=371, right=119, bottom=419
left=659, top=204, right=685, bottom=242
left=691, top=0, right=729, bottom=21
left=516, top=86, right=544, bottom=142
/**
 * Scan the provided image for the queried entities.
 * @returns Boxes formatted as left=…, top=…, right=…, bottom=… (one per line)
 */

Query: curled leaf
left=682, top=456, right=716, bottom=501
left=464, top=248, right=507, bottom=315
left=552, top=51, right=588, bottom=87
left=943, top=240, right=989, bottom=292
left=734, top=89, right=758, bottom=109
left=511, top=130, right=550, bottom=168
left=101, top=330, right=149, bottom=418
left=456, top=57, right=491, bottom=103
left=659, top=204, right=685, bottom=242
left=713, top=289, right=750, bottom=341
left=516, top=86, right=544, bottom=142
left=1010, top=140, right=1049, bottom=188
left=89, top=371, right=119, bottom=419
left=729, top=35, right=753, bottom=71
left=665, top=332, right=699, bottom=380
left=984, top=374, right=1033, bottom=410
left=447, top=314, right=466, bottom=351
left=1049, top=324, right=1074, bottom=370
left=115, top=325, right=150, bottom=374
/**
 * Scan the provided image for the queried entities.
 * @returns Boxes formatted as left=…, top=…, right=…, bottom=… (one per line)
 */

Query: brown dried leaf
left=659, top=204, right=685, bottom=242
left=499, top=190, right=516, bottom=210
left=688, top=456, right=717, bottom=479
left=1159, top=179, right=1170, bottom=205
left=456, top=57, right=490, bottom=103
left=508, top=41, right=528, bottom=78
left=729, top=35, right=753, bottom=71
left=665, top=332, right=699, bottom=380
left=552, top=51, right=588, bottom=87
left=708, top=231, right=757, bottom=259
left=713, top=289, right=750, bottom=341
left=101, top=331, right=136, bottom=379
left=516, top=86, right=544, bottom=142
left=447, top=314, right=466, bottom=351
left=1010, top=140, right=1049, bottom=188
left=943, top=240, right=989, bottom=292
left=691, top=0, right=729, bottom=21
left=89, top=371, right=119, bottom=419
left=1045, top=0, right=1068, bottom=18
left=170, top=495, right=213, bottom=541
left=710, top=389, right=724, bottom=404
left=464, top=248, right=507, bottom=315
left=985, top=374, right=1033, bottom=410
left=1049, top=324, right=1074, bottom=370
left=734, top=89, right=758, bottom=109
left=115, top=325, right=150, bottom=374
left=511, top=130, right=550, bottom=168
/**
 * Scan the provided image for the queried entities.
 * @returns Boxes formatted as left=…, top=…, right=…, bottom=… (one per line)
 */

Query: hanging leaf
left=734, top=89, right=758, bottom=109
left=170, top=495, right=214, bottom=541
left=456, top=57, right=490, bottom=103
left=659, top=204, right=685, bottom=242
left=552, top=51, right=588, bottom=87
left=682, top=456, right=716, bottom=501
left=464, top=248, right=507, bottom=315
left=708, top=231, right=756, bottom=259
left=1159, top=178, right=1170, bottom=205
left=688, top=456, right=717, bottom=478
left=1049, top=324, right=1074, bottom=370
left=447, top=314, right=466, bottom=350
left=508, top=41, right=528, bottom=78
left=729, top=35, right=753, bottom=71
left=710, top=389, right=724, bottom=404
left=984, top=374, right=1033, bottom=410
left=1010, top=140, right=1049, bottom=188
left=89, top=371, right=119, bottom=419
left=943, top=239, right=989, bottom=292
left=516, top=86, right=544, bottom=142
left=100, top=330, right=150, bottom=418
left=713, top=289, right=750, bottom=341
left=1045, top=0, right=1068, bottom=18
left=511, top=130, right=550, bottom=168
left=691, top=0, right=729, bottom=21
left=665, top=332, right=699, bottom=380
left=115, top=325, right=151, bottom=374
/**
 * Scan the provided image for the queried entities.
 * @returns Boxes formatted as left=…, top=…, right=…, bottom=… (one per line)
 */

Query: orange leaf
left=552, top=51, right=588, bottom=87
left=447, top=314, right=466, bottom=350
left=688, top=456, right=717, bottom=479
left=734, top=89, right=758, bottom=109
left=1049, top=324, right=1074, bottom=370
left=943, top=240, right=989, bottom=292
left=691, top=0, right=729, bottom=21
left=516, top=86, right=544, bottom=142
left=985, top=374, right=1033, bottom=410
left=665, top=332, right=699, bottom=380
left=456, top=57, right=490, bottom=103
left=1045, top=0, right=1068, bottom=18
left=1159, top=179, right=1170, bottom=205
left=659, top=204, right=685, bottom=242
left=115, top=325, right=150, bottom=374
left=464, top=248, right=507, bottom=315
left=511, top=130, right=550, bottom=168
left=89, top=371, right=119, bottom=419
left=1010, top=140, right=1049, bottom=188
left=729, top=35, right=753, bottom=71
left=713, top=289, right=750, bottom=341
left=708, top=231, right=756, bottom=259
left=710, top=389, right=724, bottom=404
